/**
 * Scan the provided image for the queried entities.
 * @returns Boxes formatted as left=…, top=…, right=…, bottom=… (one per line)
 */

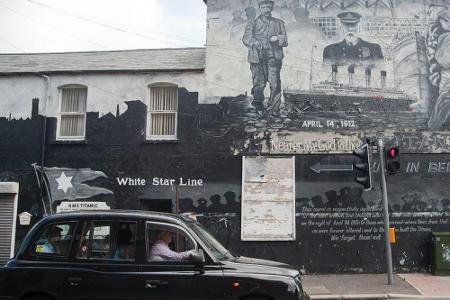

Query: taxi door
left=140, top=221, right=226, bottom=300
left=66, top=219, right=144, bottom=300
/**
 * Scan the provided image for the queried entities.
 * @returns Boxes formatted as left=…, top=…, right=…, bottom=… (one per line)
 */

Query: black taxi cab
left=0, top=210, right=307, bottom=300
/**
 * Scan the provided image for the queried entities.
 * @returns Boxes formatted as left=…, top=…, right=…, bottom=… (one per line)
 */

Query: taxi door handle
left=68, top=277, right=82, bottom=287
left=145, top=280, right=161, bottom=289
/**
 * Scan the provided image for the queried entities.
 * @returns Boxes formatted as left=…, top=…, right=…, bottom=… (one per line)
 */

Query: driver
left=149, top=230, right=194, bottom=261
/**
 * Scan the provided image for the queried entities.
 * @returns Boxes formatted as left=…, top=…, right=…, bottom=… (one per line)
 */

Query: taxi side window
left=34, top=223, right=76, bottom=257
left=147, top=223, right=196, bottom=262
left=76, top=221, right=137, bottom=261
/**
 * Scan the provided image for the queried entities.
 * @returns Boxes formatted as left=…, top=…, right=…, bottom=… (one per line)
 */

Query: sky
left=0, top=0, right=207, bottom=53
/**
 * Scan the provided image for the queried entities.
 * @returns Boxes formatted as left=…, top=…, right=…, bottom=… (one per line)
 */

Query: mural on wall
left=31, top=164, right=113, bottom=214
left=204, top=0, right=450, bottom=135
left=427, top=4, right=450, bottom=130
left=242, top=0, right=288, bottom=112
left=1, top=87, right=450, bottom=272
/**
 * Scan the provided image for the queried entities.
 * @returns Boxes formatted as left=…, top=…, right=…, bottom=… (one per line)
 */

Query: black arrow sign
left=310, top=163, right=354, bottom=174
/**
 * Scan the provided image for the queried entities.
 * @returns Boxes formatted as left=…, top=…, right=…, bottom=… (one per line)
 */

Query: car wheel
left=23, top=294, right=54, bottom=300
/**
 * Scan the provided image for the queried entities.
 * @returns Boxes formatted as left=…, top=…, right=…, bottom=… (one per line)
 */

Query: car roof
left=40, top=210, right=191, bottom=226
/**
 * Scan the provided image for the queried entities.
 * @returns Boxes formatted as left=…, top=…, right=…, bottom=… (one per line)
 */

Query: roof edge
left=0, top=47, right=206, bottom=56
left=0, top=68, right=206, bottom=76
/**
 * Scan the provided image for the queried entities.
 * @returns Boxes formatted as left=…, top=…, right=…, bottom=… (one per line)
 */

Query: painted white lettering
left=429, top=162, right=438, bottom=173
left=117, top=177, right=129, bottom=185
left=152, top=178, right=175, bottom=186
left=406, top=162, right=420, bottom=173
left=117, top=177, right=146, bottom=186
left=179, top=178, right=204, bottom=186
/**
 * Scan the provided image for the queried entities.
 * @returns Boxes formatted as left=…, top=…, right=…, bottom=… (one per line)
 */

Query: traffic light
left=386, top=146, right=400, bottom=174
left=353, top=144, right=372, bottom=190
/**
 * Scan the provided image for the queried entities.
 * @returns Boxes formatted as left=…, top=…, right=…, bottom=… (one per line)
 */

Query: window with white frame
left=57, top=85, right=87, bottom=140
left=147, top=84, right=178, bottom=140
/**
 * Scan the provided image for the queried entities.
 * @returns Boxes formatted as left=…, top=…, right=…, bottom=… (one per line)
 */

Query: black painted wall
left=1, top=88, right=449, bottom=274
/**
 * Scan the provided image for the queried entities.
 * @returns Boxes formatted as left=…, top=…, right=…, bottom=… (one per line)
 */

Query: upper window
left=147, top=84, right=178, bottom=140
left=57, top=85, right=87, bottom=140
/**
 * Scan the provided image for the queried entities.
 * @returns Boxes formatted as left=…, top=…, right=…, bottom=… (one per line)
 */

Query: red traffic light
left=386, top=146, right=400, bottom=174
left=388, top=147, right=399, bottom=159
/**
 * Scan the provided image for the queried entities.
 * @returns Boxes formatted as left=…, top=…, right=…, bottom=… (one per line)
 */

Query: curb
left=309, top=294, right=450, bottom=300
left=309, top=294, right=388, bottom=300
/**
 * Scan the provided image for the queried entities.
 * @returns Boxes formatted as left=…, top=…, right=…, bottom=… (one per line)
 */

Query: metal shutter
left=0, top=194, right=15, bottom=265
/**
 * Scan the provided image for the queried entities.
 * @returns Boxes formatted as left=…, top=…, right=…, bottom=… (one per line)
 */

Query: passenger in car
left=149, top=230, right=194, bottom=261
left=113, top=227, right=134, bottom=259
left=36, top=226, right=62, bottom=254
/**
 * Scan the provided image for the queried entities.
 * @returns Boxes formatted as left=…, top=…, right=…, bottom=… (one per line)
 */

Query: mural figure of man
left=323, top=12, right=383, bottom=64
left=242, top=0, right=288, bottom=111
left=427, top=2, right=450, bottom=131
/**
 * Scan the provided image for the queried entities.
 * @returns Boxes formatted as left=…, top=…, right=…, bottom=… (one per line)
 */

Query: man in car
left=149, top=230, right=194, bottom=261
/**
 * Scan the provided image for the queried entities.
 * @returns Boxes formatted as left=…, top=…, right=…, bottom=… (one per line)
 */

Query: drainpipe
left=39, top=74, right=50, bottom=215
left=348, top=65, right=355, bottom=86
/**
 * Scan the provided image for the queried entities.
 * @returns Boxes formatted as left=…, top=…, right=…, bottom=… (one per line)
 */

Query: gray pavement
left=301, top=273, right=450, bottom=300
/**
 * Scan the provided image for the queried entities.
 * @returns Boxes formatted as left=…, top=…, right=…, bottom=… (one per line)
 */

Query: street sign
left=310, top=163, right=353, bottom=174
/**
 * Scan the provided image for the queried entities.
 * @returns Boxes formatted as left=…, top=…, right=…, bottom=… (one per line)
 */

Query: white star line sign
left=56, top=171, right=73, bottom=194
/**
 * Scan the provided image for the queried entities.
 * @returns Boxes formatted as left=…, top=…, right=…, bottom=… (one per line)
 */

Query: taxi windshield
left=187, top=222, right=231, bottom=261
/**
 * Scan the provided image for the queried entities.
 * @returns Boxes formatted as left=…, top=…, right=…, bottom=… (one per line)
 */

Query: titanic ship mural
left=203, top=0, right=450, bottom=133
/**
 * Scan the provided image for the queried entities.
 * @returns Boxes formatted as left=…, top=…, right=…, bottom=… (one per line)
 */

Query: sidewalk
left=301, top=273, right=450, bottom=300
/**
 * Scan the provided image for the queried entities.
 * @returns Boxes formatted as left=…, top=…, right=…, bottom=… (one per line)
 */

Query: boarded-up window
left=241, top=156, right=295, bottom=241
left=57, top=85, right=87, bottom=140
left=147, top=84, right=178, bottom=140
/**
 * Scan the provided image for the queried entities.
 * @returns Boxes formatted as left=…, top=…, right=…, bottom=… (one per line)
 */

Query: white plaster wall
left=0, top=76, right=46, bottom=119
left=0, top=72, right=204, bottom=119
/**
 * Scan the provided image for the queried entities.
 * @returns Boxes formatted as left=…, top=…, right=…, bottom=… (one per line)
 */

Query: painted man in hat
left=323, top=12, right=383, bottom=64
left=242, top=0, right=288, bottom=110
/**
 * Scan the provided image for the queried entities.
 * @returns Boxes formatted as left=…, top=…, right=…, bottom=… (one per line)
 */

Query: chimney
left=365, top=67, right=372, bottom=88
left=348, top=65, right=355, bottom=86
left=32, top=98, right=39, bottom=119
left=332, top=65, right=338, bottom=83
left=381, top=71, right=387, bottom=89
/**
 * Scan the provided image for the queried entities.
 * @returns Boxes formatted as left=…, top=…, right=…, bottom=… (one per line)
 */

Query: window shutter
left=0, top=194, right=15, bottom=264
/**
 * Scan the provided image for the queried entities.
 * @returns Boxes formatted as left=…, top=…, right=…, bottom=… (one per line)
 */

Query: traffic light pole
left=377, top=138, right=394, bottom=285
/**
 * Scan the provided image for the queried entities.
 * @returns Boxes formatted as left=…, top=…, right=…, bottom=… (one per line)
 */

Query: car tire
left=23, top=294, right=54, bottom=300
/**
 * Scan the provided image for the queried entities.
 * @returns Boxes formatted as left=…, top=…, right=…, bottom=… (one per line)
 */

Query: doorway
left=140, top=199, right=173, bottom=213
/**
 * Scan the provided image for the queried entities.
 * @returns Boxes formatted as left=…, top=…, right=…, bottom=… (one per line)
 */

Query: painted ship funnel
left=332, top=64, right=338, bottom=83
left=365, top=67, right=372, bottom=88
left=348, top=65, right=355, bottom=86
left=381, top=71, right=387, bottom=89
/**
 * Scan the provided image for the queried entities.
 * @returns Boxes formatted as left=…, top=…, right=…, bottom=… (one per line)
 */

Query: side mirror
left=190, top=249, right=205, bottom=266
